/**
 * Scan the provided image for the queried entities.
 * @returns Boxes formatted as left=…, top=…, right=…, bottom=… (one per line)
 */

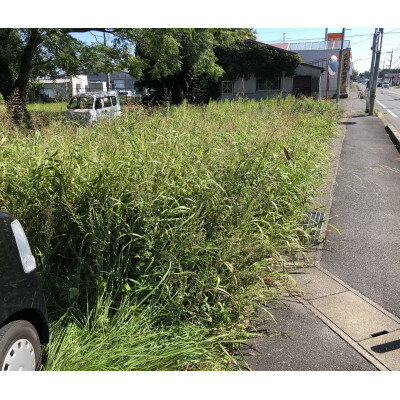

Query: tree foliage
left=134, top=31, right=302, bottom=103
left=132, top=28, right=256, bottom=103
left=216, top=40, right=302, bottom=80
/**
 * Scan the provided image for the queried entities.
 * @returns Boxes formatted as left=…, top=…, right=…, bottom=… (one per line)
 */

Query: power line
left=353, top=57, right=371, bottom=62
left=265, top=30, right=400, bottom=44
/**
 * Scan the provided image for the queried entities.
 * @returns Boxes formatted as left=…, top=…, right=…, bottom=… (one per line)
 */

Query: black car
left=0, top=212, right=48, bottom=371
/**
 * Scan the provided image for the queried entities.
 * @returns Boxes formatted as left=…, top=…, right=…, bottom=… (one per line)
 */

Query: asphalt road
left=375, top=86, right=400, bottom=128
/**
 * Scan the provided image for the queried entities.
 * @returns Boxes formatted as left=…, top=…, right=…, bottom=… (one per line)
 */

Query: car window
left=103, top=97, right=112, bottom=108
left=68, top=97, right=79, bottom=109
left=95, top=98, right=103, bottom=109
left=110, top=96, right=117, bottom=106
left=68, top=97, right=94, bottom=110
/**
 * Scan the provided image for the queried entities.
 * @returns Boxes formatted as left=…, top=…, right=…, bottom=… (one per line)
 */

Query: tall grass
left=0, top=97, right=341, bottom=370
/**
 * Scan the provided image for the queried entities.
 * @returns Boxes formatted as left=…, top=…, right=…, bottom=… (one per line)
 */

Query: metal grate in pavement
left=303, top=211, right=325, bottom=244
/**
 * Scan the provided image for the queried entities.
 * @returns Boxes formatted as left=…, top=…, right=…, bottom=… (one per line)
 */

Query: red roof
left=268, top=43, right=290, bottom=50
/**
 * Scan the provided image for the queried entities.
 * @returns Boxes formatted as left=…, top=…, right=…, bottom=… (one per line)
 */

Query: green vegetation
left=133, top=30, right=301, bottom=103
left=0, top=97, right=341, bottom=370
left=0, top=28, right=254, bottom=124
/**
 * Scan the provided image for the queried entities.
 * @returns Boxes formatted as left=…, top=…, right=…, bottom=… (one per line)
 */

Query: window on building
left=110, top=79, right=125, bottom=90
left=257, top=77, right=280, bottom=91
left=221, top=81, right=233, bottom=94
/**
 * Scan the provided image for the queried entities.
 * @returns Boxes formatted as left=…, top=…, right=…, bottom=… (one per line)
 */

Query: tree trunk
left=0, top=29, right=41, bottom=126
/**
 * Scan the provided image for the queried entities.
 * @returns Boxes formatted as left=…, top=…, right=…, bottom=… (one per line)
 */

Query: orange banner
left=328, top=33, right=342, bottom=41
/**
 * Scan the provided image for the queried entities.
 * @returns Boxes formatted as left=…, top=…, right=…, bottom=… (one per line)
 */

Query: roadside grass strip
left=0, top=97, right=341, bottom=370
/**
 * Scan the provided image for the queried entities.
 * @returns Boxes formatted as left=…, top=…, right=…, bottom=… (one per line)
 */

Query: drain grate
left=371, top=330, right=389, bottom=338
left=303, top=211, right=325, bottom=244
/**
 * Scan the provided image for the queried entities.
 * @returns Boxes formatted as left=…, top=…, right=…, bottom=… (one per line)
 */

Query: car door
left=104, top=96, right=114, bottom=118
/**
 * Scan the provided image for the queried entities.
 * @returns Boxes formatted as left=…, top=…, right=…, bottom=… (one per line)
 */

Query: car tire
left=0, top=320, right=42, bottom=371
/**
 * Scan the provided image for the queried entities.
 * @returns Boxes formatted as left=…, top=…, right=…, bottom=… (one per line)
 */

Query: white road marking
left=376, top=100, right=387, bottom=109
left=376, top=100, right=398, bottom=118
left=387, top=109, right=398, bottom=118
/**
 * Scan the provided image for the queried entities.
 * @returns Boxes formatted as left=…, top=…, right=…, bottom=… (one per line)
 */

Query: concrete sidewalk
left=244, top=89, right=400, bottom=371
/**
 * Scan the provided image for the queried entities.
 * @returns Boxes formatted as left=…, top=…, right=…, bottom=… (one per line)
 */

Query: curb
left=377, top=110, right=400, bottom=151
left=296, top=293, right=390, bottom=371
left=385, top=124, right=400, bottom=150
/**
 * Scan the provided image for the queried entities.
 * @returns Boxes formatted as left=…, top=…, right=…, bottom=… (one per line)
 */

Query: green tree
left=216, top=40, right=301, bottom=80
left=131, top=28, right=256, bottom=103
left=133, top=30, right=302, bottom=103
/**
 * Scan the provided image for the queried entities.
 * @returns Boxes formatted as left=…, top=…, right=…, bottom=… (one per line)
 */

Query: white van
left=65, top=91, right=122, bottom=124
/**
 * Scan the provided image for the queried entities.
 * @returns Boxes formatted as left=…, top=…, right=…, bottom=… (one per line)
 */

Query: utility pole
left=387, top=49, right=393, bottom=84
left=103, top=31, right=111, bottom=91
left=325, top=28, right=328, bottom=41
left=388, top=49, right=393, bottom=70
left=335, top=28, right=345, bottom=104
left=369, top=28, right=384, bottom=116
left=283, top=33, right=286, bottom=42
left=366, top=29, right=378, bottom=113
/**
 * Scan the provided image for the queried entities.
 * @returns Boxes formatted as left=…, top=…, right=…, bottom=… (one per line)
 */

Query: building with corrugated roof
left=220, top=40, right=325, bottom=100
left=269, top=40, right=353, bottom=98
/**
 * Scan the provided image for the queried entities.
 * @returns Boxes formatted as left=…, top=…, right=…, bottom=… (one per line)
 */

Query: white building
left=39, top=75, right=88, bottom=100
left=220, top=40, right=325, bottom=100
left=270, top=40, right=353, bottom=98
left=38, top=72, right=136, bottom=100
left=86, top=72, right=135, bottom=91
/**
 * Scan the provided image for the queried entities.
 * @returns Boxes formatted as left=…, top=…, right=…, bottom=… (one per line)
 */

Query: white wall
left=41, top=83, right=71, bottom=99
left=221, top=74, right=289, bottom=101
left=221, top=64, right=323, bottom=100
left=71, top=75, right=88, bottom=95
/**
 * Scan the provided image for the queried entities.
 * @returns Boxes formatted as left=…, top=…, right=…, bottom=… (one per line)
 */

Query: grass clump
left=0, top=96, right=341, bottom=370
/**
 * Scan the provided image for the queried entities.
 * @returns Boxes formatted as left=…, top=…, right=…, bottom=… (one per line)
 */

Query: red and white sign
left=327, top=33, right=342, bottom=42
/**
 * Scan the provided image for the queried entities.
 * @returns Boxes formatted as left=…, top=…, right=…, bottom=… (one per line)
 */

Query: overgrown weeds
left=0, top=96, right=341, bottom=370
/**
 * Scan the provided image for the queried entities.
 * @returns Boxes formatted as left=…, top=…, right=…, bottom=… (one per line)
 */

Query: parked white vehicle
left=65, top=91, right=122, bottom=124
left=118, top=90, right=141, bottom=98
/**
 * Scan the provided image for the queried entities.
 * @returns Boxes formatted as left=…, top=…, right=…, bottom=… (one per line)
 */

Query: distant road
left=374, top=86, right=400, bottom=131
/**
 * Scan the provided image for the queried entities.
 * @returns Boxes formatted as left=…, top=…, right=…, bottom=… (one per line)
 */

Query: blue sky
left=256, top=28, right=400, bottom=73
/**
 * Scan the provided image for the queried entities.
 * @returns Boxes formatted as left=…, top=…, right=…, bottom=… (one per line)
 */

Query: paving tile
left=359, top=330, right=400, bottom=371
left=310, top=291, right=400, bottom=342
left=293, top=268, right=347, bottom=300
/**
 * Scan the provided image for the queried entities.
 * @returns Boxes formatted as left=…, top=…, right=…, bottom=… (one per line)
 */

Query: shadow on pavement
left=371, top=339, right=400, bottom=354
